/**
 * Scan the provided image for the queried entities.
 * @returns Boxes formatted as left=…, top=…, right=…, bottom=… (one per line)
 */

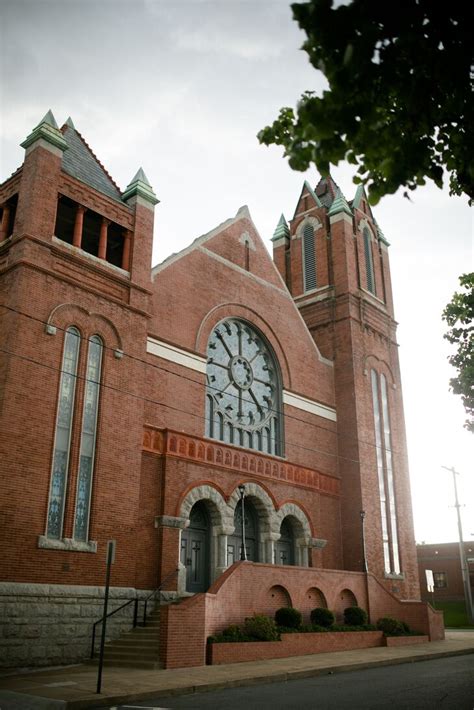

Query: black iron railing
left=90, top=567, right=180, bottom=658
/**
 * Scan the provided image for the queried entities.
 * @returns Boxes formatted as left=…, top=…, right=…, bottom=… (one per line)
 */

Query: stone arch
left=274, top=502, right=312, bottom=538
left=228, top=482, right=276, bottom=563
left=274, top=502, right=313, bottom=567
left=177, top=484, right=233, bottom=593
left=179, top=484, right=230, bottom=530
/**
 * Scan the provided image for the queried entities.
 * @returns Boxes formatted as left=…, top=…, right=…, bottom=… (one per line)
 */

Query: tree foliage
left=258, top=0, right=474, bottom=204
left=442, top=274, right=474, bottom=433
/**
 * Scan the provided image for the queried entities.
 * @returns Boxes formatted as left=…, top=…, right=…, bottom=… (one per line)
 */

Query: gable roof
left=61, top=123, right=123, bottom=202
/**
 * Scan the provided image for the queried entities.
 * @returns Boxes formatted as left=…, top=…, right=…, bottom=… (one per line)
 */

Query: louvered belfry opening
left=303, top=222, right=316, bottom=291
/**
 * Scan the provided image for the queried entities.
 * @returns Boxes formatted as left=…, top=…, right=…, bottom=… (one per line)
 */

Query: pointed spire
left=271, top=213, right=290, bottom=242
left=328, top=188, right=352, bottom=218
left=122, top=167, right=159, bottom=207
left=21, top=109, right=68, bottom=153
left=65, top=116, right=75, bottom=130
left=39, top=109, right=59, bottom=129
left=130, top=167, right=150, bottom=185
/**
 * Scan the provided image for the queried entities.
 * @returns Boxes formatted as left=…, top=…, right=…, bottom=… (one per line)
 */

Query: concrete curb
left=64, top=646, right=474, bottom=710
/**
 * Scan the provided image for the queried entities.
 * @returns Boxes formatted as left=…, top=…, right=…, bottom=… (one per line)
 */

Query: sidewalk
left=0, top=630, right=473, bottom=710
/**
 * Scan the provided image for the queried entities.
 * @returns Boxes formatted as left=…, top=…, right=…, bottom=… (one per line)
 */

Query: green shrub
left=275, top=607, right=302, bottom=630
left=243, top=614, right=280, bottom=641
left=343, top=606, right=368, bottom=626
left=376, top=616, right=406, bottom=636
left=310, top=607, right=335, bottom=628
left=222, top=624, right=244, bottom=641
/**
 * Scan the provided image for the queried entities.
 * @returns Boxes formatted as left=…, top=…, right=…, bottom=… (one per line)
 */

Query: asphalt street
left=104, top=654, right=474, bottom=710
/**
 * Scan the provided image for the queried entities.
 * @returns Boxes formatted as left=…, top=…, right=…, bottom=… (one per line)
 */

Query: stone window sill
left=384, top=572, right=405, bottom=580
left=38, top=535, right=97, bottom=553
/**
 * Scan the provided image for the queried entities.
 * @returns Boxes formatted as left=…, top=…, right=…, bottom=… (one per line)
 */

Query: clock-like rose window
left=205, top=319, right=282, bottom=455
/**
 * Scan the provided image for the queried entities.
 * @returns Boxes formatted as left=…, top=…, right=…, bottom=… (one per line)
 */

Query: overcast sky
left=1, top=0, right=472, bottom=545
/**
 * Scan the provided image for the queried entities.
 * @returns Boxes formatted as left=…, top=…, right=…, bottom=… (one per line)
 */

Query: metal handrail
left=90, top=567, right=180, bottom=657
left=142, top=567, right=179, bottom=626
left=90, top=598, right=138, bottom=659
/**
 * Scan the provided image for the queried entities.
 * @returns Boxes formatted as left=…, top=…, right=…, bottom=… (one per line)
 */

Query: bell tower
left=272, top=176, right=420, bottom=599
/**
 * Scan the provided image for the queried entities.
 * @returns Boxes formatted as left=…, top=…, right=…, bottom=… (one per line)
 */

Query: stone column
left=264, top=532, right=281, bottom=564
left=213, top=525, right=234, bottom=580
left=121, top=230, right=132, bottom=271
left=98, top=218, right=110, bottom=260
left=155, top=515, right=189, bottom=599
left=0, top=204, right=10, bottom=241
left=72, top=204, right=86, bottom=249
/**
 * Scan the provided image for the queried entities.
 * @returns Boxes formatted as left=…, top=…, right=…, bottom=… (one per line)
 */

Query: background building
left=0, top=112, right=442, bottom=669
left=417, top=542, right=474, bottom=602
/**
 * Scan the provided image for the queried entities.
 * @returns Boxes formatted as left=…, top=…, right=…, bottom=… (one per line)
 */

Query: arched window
left=73, top=335, right=103, bottom=541
left=302, top=223, right=317, bottom=291
left=363, top=227, right=375, bottom=294
left=205, top=319, right=283, bottom=456
left=371, top=369, right=401, bottom=575
left=46, top=327, right=80, bottom=539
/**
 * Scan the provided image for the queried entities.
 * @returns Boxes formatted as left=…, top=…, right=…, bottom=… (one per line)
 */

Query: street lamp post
left=441, top=466, right=474, bottom=624
left=360, top=510, right=368, bottom=573
left=238, top=484, right=247, bottom=561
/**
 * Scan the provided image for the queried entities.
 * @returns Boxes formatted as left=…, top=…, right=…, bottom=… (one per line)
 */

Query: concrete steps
left=92, top=607, right=163, bottom=669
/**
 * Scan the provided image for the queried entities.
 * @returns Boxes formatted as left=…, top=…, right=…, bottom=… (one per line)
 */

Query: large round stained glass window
left=205, top=319, right=282, bottom=456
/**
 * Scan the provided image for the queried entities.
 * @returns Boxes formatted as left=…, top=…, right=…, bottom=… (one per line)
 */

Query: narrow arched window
left=371, top=369, right=401, bottom=575
left=73, top=335, right=103, bottom=541
left=46, top=327, right=80, bottom=539
left=302, top=223, right=317, bottom=291
left=363, top=227, right=375, bottom=294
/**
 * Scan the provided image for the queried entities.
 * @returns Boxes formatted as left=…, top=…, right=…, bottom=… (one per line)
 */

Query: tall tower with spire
left=272, top=175, right=419, bottom=599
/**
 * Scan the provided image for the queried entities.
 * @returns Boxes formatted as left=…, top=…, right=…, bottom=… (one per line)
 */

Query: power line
left=0, top=345, right=352, bottom=465
left=0, top=302, right=400, bottom=459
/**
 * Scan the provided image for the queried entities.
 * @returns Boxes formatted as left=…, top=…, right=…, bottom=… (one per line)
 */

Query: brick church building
left=0, top=112, right=442, bottom=669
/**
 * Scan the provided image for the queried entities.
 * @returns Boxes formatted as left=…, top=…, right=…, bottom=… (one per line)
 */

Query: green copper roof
left=21, top=110, right=68, bottom=152
left=352, top=184, right=364, bottom=210
left=271, top=213, right=290, bottom=242
left=375, top=220, right=390, bottom=246
left=122, top=167, right=159, bottom=205
left=304, top=180, right=323, bottom=208
left=328, top=189, right=352, bottom=217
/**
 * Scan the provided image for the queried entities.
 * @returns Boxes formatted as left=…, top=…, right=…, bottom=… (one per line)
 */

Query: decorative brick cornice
left=142, top=426, right=340, bottom=497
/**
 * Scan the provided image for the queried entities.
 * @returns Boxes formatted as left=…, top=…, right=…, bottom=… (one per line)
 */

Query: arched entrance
left=180, top=502, right=210, bottom=593
left=275, top=517, right=295, bottom=565
left=227, top=499, right=259, bottom=564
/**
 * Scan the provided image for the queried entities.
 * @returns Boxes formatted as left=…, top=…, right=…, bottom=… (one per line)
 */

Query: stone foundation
left=0, top=583, right=153, bottom=669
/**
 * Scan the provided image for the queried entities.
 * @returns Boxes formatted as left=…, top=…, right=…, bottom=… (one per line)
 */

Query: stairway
left=96, top=606, right=162, bottom=669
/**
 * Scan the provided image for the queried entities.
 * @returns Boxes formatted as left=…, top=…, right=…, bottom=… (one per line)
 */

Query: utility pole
left=442, top=466, right=474, bottom=624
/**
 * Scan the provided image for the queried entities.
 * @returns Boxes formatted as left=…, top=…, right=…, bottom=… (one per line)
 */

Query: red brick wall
left=160, top=561, right=442, bottom=668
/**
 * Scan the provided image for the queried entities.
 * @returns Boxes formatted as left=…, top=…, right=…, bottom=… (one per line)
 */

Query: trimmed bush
left=275, top=607, right=302, bottom=630
left=244, top=614, right=280, bottom=641
left=376, top=616, right=406, bottom=636
left=310, top=607, right=335, bottom=628
left=343, top=606, right=368, bottom=626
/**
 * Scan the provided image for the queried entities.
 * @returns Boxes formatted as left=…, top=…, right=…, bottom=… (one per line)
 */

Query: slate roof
left=315, top=175, right=341, bottom=209
left=61, top=125, right=122, bottom=202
